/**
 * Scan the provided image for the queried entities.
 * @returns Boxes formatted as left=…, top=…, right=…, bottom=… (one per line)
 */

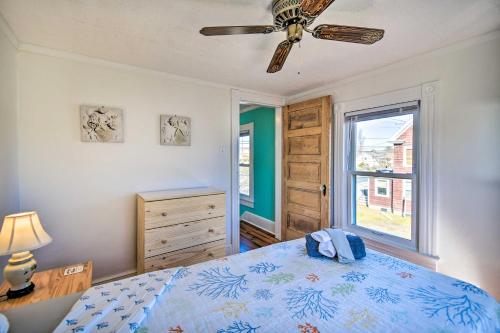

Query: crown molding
left=287, top=29, right=500, bottom=103
left=17, top=42, right=286, bottom=101
left=0, top=12, right=19, bottom=49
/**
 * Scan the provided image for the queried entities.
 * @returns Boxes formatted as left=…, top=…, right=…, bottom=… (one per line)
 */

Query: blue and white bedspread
left=54, top=268, right=178, bottom=333
left=56, top=239, right=499, bottom=333
left=140, top=239, right=498, bottom=333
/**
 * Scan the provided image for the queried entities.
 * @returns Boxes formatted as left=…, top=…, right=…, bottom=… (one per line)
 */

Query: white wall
left=17, top=51, right=232, bottom=280
left=288, top=32, right=500, bottom=298
left=0, top=26, right=19, bottom=220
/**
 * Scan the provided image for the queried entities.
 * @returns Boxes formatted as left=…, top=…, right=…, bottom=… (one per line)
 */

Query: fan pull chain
left=297, top=42, right=302, bottom=75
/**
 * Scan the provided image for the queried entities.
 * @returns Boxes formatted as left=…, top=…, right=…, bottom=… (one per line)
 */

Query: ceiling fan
left=200, top=0, right=384, bottom=73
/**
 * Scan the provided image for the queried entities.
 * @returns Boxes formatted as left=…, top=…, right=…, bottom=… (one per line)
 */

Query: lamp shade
left=0, top=212, right=52, bottom=256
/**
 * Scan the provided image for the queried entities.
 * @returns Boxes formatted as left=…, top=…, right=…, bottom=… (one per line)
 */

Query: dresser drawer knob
left=208, top=228, right=214, bottom=233
left=161, top=212, right=168, bottom=217
left=208, top=204, right=216, bottom=209
left=161, top=240, right=167, bottom=244
left=208, top=252, right=214, bottom=257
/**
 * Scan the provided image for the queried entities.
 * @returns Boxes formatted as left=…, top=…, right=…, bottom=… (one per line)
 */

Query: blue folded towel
left=305, top=234, right=323, bottom=258
left=305, top=232, right=366, bottom=260
left=346, top=234, right=366, bottom=259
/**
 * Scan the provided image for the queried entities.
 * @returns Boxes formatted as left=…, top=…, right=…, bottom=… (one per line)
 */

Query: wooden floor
left=240, top=221, right=279, bottom=253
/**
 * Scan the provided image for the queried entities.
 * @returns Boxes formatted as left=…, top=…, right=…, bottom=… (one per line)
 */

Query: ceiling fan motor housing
left=272, top=0, right=315, bottom=31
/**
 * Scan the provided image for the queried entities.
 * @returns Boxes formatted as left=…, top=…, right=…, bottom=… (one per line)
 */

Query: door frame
left=230, top=89, right=285, bottom=254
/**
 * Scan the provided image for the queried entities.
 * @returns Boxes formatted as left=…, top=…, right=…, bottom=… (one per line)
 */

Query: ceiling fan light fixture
left=287, top=23, right=304, bottom=43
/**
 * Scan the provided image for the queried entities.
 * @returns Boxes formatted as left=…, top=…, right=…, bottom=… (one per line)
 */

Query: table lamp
left=0, top=212, right=52, bottom=298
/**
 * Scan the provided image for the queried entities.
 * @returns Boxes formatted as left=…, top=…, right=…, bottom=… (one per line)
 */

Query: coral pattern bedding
left=141, top=239, right=498, bottom=333
left=58, top=239, right=499, bottom=332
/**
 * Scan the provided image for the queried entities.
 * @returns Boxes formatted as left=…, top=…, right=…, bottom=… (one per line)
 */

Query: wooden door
left=282, top=96, right=331, bottom=240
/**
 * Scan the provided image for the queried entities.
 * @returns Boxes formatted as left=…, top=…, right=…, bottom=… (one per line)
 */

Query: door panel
left=288, top=162, right=321, bottom=183
left=289, top=107, right=321, bottom=130
left=288, top=188, right=321, bottom=210
left=288, top=213, right=321, bottom=234
left=288, top=135, right=321, bottom=155
left=282, top=96, right=331, bottom=240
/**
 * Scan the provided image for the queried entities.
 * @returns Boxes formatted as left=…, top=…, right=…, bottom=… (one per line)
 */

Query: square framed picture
left=160, top=115, right=191, bottom=146
left=80, top=105, right=124, bottom=143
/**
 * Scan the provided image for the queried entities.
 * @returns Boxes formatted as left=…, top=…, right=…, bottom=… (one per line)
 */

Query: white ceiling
left=1, top=0, right=499, bottom=96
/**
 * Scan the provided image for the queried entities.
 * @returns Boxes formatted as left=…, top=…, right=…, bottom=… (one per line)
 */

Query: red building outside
left=366, top=123, right=413, bottom=216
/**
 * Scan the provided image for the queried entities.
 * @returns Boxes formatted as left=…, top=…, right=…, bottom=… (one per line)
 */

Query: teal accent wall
left=240, top=107, right=275, bottom=221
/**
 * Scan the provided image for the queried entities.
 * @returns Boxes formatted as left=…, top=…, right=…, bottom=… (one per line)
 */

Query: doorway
left=238, top=103, right=280, bottom=252
left=230, top=90, right=283, bottom=254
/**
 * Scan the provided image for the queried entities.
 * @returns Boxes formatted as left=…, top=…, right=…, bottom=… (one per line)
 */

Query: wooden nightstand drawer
left=0, top=261, right=92, bottom=311
left=144, top=194, right=225, bottom=229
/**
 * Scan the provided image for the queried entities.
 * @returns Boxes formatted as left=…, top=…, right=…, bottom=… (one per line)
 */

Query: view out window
left=239, top=123, right=254, bottom=204
left=346, top=102, right=419, bottom=245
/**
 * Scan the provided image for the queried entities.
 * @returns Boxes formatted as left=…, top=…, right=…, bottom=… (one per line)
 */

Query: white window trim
left=403, top=146, right=413, bottom=168
left=239, top=123, right=254, bottom=206
left=374, top=178, right=391, bottom=198
left=333, top=82, right=440, bottom=257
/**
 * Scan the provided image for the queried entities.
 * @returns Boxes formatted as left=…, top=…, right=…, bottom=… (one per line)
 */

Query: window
left=239, top=123, right=254, bottom=206
left=375, top=178, right=390, bottom=197
left=403, top=179, right=412, bottom=200
left=404, top=147, right=413, bottom=167
left=346, top=101, right=419, bottom=248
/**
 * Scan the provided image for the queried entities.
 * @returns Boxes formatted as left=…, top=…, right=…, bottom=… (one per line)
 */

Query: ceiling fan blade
left=312, top=25, right=384, bottom=44
left=267, top=40, right=293, bottom=73
left=200, top=25, right=275, bottom=36
left=300, top=0, right=336, bottom=17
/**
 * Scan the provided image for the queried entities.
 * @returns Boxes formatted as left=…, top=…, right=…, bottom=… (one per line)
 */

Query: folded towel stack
left=305, top=228, right=366, bottom=262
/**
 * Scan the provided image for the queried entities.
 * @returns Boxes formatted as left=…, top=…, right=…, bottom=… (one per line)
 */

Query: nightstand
left=0, top=261, right=92, bottom=311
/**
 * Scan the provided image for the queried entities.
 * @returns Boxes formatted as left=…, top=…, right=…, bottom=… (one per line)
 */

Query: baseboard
left=92, top=269, right=137, bottom=285
left=240, top=211, right=275, bottom=234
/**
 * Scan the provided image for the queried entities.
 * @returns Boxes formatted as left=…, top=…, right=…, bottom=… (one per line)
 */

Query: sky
left=356, top=114, right=413, bottom=151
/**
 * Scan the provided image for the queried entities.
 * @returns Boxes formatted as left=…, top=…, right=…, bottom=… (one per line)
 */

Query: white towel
left=311, top=230, right=331, bottom=242
left=318, top=241, right=336, bottom=258
left=325, top=228, right=355, bottom=264
left=311, top=230, right=336, bottom=258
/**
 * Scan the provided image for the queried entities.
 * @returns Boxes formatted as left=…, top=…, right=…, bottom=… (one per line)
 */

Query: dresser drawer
left=144, top=194, right=225, bottom=229
left=144, top=239, right=226, bottom=271
left=144, top=217, right=225, bottom=257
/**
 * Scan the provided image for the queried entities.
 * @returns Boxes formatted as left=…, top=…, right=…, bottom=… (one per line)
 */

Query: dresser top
left=138, top=187, right=225, bottom=201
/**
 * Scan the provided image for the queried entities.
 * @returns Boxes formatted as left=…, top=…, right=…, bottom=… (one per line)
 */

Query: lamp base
left=3, top=251, right=38, bottom=298
left=6, top=282, right=35, bottom=299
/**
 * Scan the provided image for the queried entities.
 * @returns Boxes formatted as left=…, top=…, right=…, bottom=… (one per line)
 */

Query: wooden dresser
left=137, top=187, right=226, bottom=273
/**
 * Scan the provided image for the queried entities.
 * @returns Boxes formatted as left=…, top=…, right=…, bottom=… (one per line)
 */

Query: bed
left=51, top=238, right=499, bottom=332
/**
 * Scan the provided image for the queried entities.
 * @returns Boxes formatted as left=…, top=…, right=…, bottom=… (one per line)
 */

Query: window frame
left=333, top=83, right=440, bottom=258
left=345, top=102, right=420, bottom=251
left=239, top=123, right=254, bottom=207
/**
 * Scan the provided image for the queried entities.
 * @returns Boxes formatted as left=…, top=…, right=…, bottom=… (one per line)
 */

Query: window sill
left=362, top=237, right=439, bottom=271
left=240, top=198, right=254, bottom=208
